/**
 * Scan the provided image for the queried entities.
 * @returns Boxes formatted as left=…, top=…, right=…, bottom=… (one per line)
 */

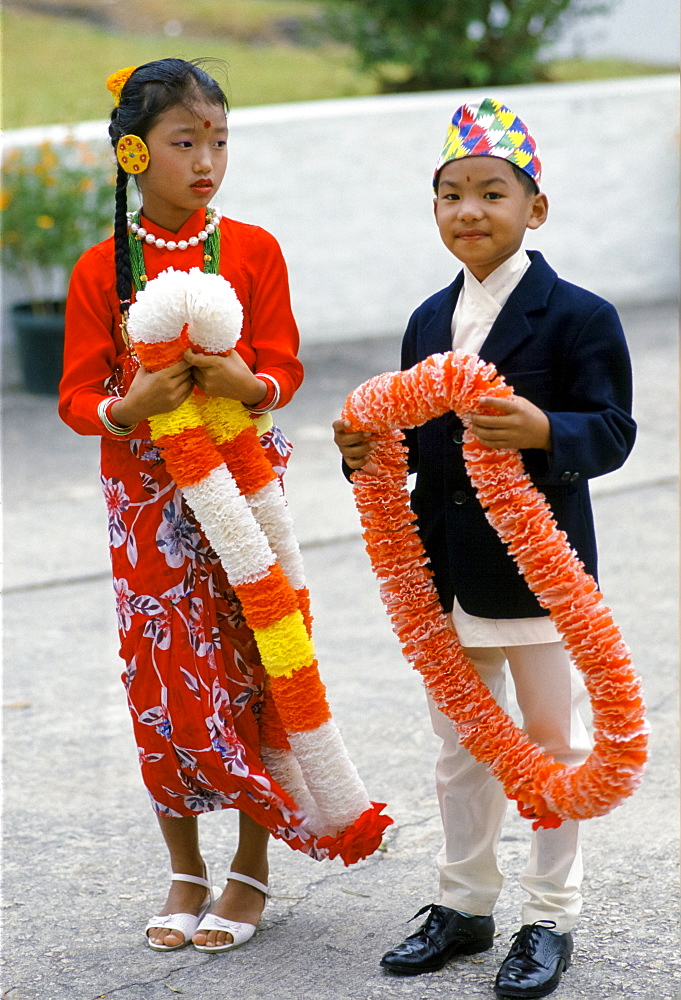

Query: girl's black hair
left=109, top=58, right=229, bottom=321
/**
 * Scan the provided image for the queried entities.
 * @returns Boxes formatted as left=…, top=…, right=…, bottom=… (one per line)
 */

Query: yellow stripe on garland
left=200, top=395, right=253, bottom=443
left=149, top=394, right=205, bottom=439
left=252, top=413, right=274, bottom=437
left=253, top=610, right=315, bottom=678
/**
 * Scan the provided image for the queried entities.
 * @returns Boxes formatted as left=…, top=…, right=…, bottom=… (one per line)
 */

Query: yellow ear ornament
left=116, top=135, right=150, bottom=175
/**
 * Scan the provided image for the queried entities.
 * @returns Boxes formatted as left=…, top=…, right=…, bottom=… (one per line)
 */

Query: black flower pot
left=11, top=300, right=65, bottom=395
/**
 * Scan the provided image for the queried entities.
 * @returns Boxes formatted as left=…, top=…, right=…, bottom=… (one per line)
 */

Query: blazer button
left=453, top=490, right=467, bottom=505
left=570, top=471, right=580, bottom=482
left=452, top=429, right=464, bottom=445
left=560, top=471, right=571, bottom=483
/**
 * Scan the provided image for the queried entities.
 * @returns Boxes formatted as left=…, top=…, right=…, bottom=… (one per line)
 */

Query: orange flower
left=269, top=661, right=331, bottom=732
left=155, top=426, right=223, bottom=487
left=38, top=143, right=58, bottom=170
left=216, top=429, right=276, bottom=495
left=134, top=338, right=186, bottom=371
left=343, top=351, right=648, bottom=828
left=317, top=802, right=392, bottom=867
left=106, top=66, right=137, bottom=105
left=238, top=565, right=299, bottom=629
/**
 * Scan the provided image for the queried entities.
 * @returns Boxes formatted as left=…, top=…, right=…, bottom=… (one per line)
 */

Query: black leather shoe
left=494, top=922, right=573, bottom=998
left=380, top=904, right=494, bottom=976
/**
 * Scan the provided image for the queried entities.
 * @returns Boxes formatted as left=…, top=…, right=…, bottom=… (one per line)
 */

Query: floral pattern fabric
left=101, top=428, right=323, bottom=858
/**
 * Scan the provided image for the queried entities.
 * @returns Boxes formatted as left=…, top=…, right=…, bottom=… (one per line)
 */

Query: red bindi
left=204, top=120, right=211, bottom=129
left=467, top=175, right=471, bottom=182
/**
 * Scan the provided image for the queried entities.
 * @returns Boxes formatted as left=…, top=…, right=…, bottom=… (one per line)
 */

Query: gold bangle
left=97, top=396, right=138, bottom=436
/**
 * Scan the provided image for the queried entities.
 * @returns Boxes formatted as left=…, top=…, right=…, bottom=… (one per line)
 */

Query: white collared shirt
left=451, top=246, right=531, bottom=354
left=449, top=248, right=560, bottom=648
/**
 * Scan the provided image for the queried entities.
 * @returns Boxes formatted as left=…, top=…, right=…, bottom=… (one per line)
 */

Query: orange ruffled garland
left=342, top=350, right=648, bottom=830
left=127, top=267, right=391, bottom=863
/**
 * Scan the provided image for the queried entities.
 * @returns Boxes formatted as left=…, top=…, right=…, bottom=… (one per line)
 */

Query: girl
left=59, top=58, right=310, bottom=954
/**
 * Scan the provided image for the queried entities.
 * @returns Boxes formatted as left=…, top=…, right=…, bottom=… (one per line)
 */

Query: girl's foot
left=147, top=869, right=211, bottom=949
left=192, top=868, right=268, bottom=949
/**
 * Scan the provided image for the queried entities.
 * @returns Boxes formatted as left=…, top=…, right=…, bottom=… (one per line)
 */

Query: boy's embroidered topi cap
left=434, top=97, right=541, bottom=189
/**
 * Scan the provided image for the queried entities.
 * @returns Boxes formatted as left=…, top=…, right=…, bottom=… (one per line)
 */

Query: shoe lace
left=408, top=903, right=435, bottom=924
left=508, top=920, right=557, bottom=958
left=406, top=903, right=449, bottom=948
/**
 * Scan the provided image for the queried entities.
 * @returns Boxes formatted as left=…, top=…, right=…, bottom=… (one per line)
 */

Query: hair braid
left=113, top=164, right=132, bottom=317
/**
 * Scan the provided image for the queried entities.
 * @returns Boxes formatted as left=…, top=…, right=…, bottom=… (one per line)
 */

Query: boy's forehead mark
left=204, top=120, right=211, bottom=128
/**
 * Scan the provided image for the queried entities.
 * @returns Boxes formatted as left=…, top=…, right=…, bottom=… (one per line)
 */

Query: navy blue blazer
left=400, top=251, right=636, bottom=619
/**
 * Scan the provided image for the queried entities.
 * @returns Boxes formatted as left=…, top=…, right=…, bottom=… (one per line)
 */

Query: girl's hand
left=333, top=418, right=380, bottom=474
left=184, top=349, right=267, bottom=406
left=109, top=360, right=194, bottom=426
left=470, top=395, right=552, bottom=451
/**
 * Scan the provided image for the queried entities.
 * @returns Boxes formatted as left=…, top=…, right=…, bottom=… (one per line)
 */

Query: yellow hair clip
left=106, top=66, right=137, bottom=106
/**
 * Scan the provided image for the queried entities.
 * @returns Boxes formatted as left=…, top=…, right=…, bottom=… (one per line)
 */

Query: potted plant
left=1, top=137, right=115, bottom=394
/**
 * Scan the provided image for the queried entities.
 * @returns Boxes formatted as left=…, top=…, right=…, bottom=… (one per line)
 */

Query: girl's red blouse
left=59, top=211, right=304, bottom=439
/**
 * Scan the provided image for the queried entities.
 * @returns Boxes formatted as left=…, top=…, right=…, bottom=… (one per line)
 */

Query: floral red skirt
left=100, top=428, right=322, bottom=858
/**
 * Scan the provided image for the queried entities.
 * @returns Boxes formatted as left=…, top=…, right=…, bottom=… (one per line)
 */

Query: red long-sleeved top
left=59, top=211, right=303, bottom=438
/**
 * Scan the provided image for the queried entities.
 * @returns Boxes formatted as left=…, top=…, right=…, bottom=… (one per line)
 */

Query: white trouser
left=426, top=642, right=591, bottom=933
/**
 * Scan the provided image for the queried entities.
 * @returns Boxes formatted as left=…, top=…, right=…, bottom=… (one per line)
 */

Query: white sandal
left=193, top=871, right=269, bottom=954
left=145, top=872, right=213, bottom=952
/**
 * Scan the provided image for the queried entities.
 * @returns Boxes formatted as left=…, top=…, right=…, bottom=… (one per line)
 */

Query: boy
left=333, top=99, right=636, bottom=998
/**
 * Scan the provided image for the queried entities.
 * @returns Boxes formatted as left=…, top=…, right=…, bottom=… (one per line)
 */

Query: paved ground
left=2, top=302, right=679, bottom=1000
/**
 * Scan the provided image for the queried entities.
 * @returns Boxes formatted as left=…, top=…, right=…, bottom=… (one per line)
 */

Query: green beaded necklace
left=127, top=207, right=221, bottom=292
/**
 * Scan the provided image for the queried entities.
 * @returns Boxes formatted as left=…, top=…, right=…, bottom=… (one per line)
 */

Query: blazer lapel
left=479, top=251, right=557, bottom=368
left=418, top=273, right=463, bottom=357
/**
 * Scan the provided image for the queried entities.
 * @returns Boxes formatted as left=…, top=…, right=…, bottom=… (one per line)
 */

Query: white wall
left=3, top=76, right=678, bottom=345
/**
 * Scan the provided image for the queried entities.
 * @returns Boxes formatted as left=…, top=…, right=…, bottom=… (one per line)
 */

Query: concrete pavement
left=2, top=302, right=679, bottom=999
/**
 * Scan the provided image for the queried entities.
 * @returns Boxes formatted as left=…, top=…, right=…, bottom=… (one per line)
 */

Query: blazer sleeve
left=539, top=301, right=636, bottom=484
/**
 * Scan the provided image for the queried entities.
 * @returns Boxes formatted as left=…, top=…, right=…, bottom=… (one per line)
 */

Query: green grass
left=6, top=0, right=325, bottom=41
left=545, top=57, right=677, bottom=82
left=2, top=7, right=378, bottom=129
left=3, top=7, right=676, bottom=130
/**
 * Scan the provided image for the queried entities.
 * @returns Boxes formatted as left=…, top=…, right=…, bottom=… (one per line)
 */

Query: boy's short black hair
left=434, top=158, right=539, bottom=197
left=510, top=162, right=540, bottom=196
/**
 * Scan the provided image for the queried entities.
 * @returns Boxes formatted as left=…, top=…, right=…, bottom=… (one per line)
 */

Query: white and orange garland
left=127, top=267, right=391, bottom=863
left=342, top=351, right=648, bottom=829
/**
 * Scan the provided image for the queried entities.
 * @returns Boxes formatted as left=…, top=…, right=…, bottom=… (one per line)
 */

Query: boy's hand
left=470, top=395, right=552, bottom=451
left=333, top=418, right=380, bottom=474
left=184, top=349, right=267, bottom=407
left=110, top=359, right=194, bottom=426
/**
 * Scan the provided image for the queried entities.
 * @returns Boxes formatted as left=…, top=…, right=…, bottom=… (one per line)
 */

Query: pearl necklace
left=126, top=207, right=222, bottom=251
